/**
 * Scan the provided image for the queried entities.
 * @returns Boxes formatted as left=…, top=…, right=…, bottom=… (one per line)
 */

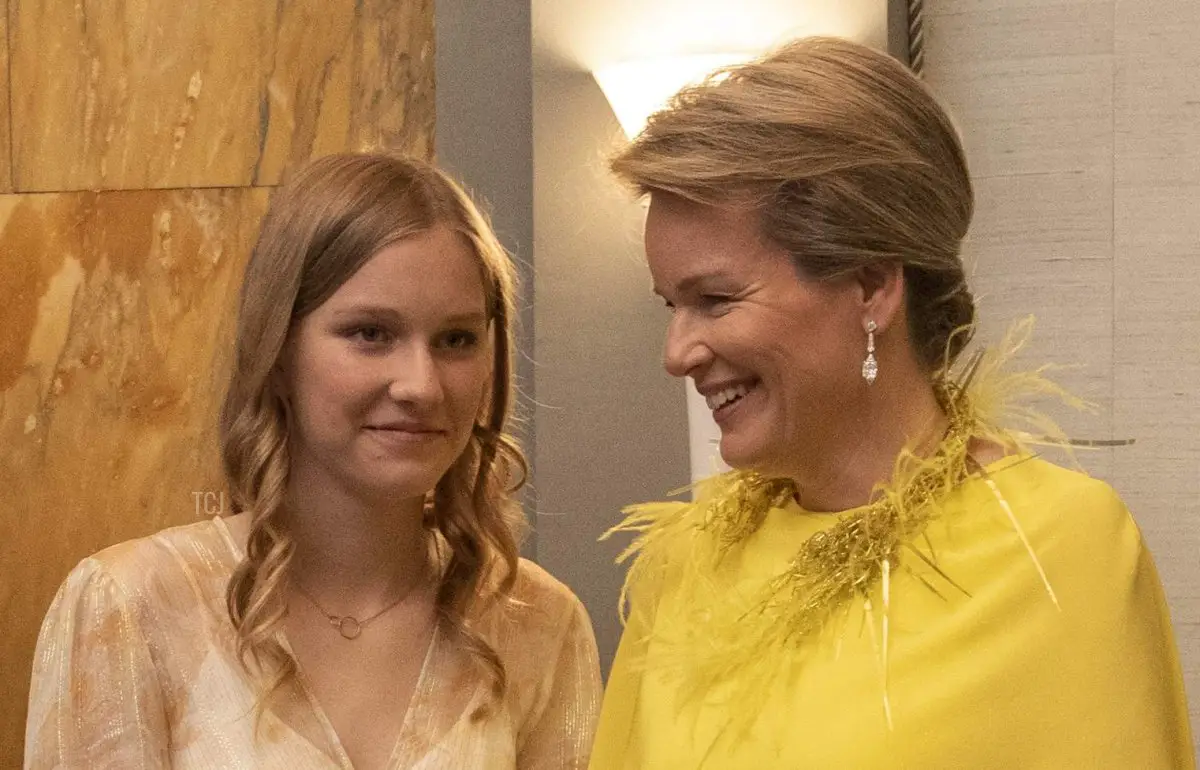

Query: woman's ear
left=269, top=336, right=294, bottom=414
left=272, top=330, right=297, bottom=392
left=855, top=262, right=906, bottom=334
left=481, top=324, right=497, bottom=408
left=270, top=366, right=289, bottom=400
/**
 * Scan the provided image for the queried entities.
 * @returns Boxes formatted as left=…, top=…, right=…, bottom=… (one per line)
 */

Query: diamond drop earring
left=862, top=320, right=879, bottom=384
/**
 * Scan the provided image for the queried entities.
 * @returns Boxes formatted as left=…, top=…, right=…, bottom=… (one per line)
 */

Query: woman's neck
left=788, top=370, right=948, bottom=513
left=283, top=465, right=431, bottom=611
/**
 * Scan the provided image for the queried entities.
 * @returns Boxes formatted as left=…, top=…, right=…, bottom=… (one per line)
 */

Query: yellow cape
left=590, top=320, right=1195, bottom=768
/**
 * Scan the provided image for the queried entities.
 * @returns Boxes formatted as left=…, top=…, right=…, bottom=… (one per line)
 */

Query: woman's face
left=645, top=193, right=868, bottom=479
left=279, top=224, right=493, bottom=504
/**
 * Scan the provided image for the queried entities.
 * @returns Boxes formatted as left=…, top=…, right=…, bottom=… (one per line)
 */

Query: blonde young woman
left=589, top=38, right=1194, bottom=768
left=26, top=153, right=601, bottom=769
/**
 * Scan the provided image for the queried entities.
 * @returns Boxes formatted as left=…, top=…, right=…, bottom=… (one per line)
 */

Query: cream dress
left=26, top=517, right=601, bottom=769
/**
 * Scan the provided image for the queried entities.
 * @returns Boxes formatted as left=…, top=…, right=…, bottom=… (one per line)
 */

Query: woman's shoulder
left=506, top=558, right=588, bottom=625
left=58, top=518, right=236, bottom=609
left=987, top=454, right=1129, bottom=525
left=978, top=455, right=1146, bottom=577
left=473, top=559, right=593, bottom=656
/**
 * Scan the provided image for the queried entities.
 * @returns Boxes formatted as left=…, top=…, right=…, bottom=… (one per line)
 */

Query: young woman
left=26, top=153, right=601, bottom=769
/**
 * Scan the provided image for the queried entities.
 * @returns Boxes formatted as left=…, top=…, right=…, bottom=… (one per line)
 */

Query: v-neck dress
left=25, top=517, right=601, bottom=769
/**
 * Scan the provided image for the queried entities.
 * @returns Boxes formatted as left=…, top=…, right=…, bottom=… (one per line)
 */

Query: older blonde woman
left=26, top=153, right=601, bottom=769
left=590, top=38, right=1193, bottom=769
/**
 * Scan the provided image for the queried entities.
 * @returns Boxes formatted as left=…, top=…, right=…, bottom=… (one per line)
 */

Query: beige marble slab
left=0, top=187, right=270, bottom=766
left=8, top=0, right=435, bottom=192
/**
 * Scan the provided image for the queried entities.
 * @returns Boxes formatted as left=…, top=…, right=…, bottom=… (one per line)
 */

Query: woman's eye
left=349, top=325, right=391, bottom=345
left=441, top=330, right=480, bottom=350
left=700, top=294, right=733, bottom=309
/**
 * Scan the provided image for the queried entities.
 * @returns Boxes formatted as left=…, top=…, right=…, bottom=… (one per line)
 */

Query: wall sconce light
left=593, top=53, right=754, bottom=139
left=593, top=53, right=757, bottom=486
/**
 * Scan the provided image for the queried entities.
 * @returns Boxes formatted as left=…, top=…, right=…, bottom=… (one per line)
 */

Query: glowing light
left=593, top=53, right=754, bottom=138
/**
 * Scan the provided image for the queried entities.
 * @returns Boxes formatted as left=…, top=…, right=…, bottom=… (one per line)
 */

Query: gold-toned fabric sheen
left=25, top=519, right=601, bottom=769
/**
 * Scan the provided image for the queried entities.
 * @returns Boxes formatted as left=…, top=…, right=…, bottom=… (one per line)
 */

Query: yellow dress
left=26, top=517, right=602, bottom=769
left=590, top=455, right=1195, bottom=769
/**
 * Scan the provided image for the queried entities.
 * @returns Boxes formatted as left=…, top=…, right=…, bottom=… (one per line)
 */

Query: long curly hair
left=218, top=152, right=526, bottom=716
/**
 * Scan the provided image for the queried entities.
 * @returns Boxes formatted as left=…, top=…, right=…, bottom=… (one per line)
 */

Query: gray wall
left=531, top=68, right=690, bottom=675
left=434, top=0, right=539, bottom=556
left=923, top=0, right=1200, bottom=753
left=437, top=1, right=691, bottom=674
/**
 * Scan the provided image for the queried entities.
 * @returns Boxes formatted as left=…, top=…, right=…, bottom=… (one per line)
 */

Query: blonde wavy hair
left=611, top=36, right=977, bottom=373
left=219, top=152, right=526, bottom=717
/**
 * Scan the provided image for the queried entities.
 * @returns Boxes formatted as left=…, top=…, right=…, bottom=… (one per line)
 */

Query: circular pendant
left=336, top=616, right=362, bottom=640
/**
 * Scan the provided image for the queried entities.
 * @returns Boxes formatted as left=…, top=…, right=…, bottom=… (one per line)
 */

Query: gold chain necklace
left=291, top=573, right=425, bottom=640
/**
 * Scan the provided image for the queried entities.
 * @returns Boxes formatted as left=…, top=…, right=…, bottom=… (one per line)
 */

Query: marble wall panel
left=0, top=187, right=270, bottom=768
left=0, top=1, right=10, bottom=193
left=0, top=1, right=436, bottom=760
left=8, top=0, right=434, bottom=192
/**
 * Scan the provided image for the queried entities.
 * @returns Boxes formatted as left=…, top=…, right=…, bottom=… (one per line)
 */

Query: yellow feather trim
left=602, top=317, right=1092, bottom=738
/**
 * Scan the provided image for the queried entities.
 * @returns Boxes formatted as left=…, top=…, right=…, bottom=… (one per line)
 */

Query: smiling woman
left=24, top=154, right=601, bottom=769
left=590, top=37, right=1194, bottom=769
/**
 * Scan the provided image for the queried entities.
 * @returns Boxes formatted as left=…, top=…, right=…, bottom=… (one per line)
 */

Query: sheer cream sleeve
left=516, top=596, right=602, bottom=770
left=25, top=557, right=169, bottom=770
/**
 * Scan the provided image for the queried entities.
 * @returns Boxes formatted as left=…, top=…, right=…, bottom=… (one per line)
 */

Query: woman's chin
left=351, top=473, right=438, bottom=506
left=717, top=439, right=764, bottom=473
left=719, top=438, right=794, bottom=480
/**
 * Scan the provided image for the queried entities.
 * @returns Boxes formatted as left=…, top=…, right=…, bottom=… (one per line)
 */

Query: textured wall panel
left=926, top=0, right=1199, bottom=751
